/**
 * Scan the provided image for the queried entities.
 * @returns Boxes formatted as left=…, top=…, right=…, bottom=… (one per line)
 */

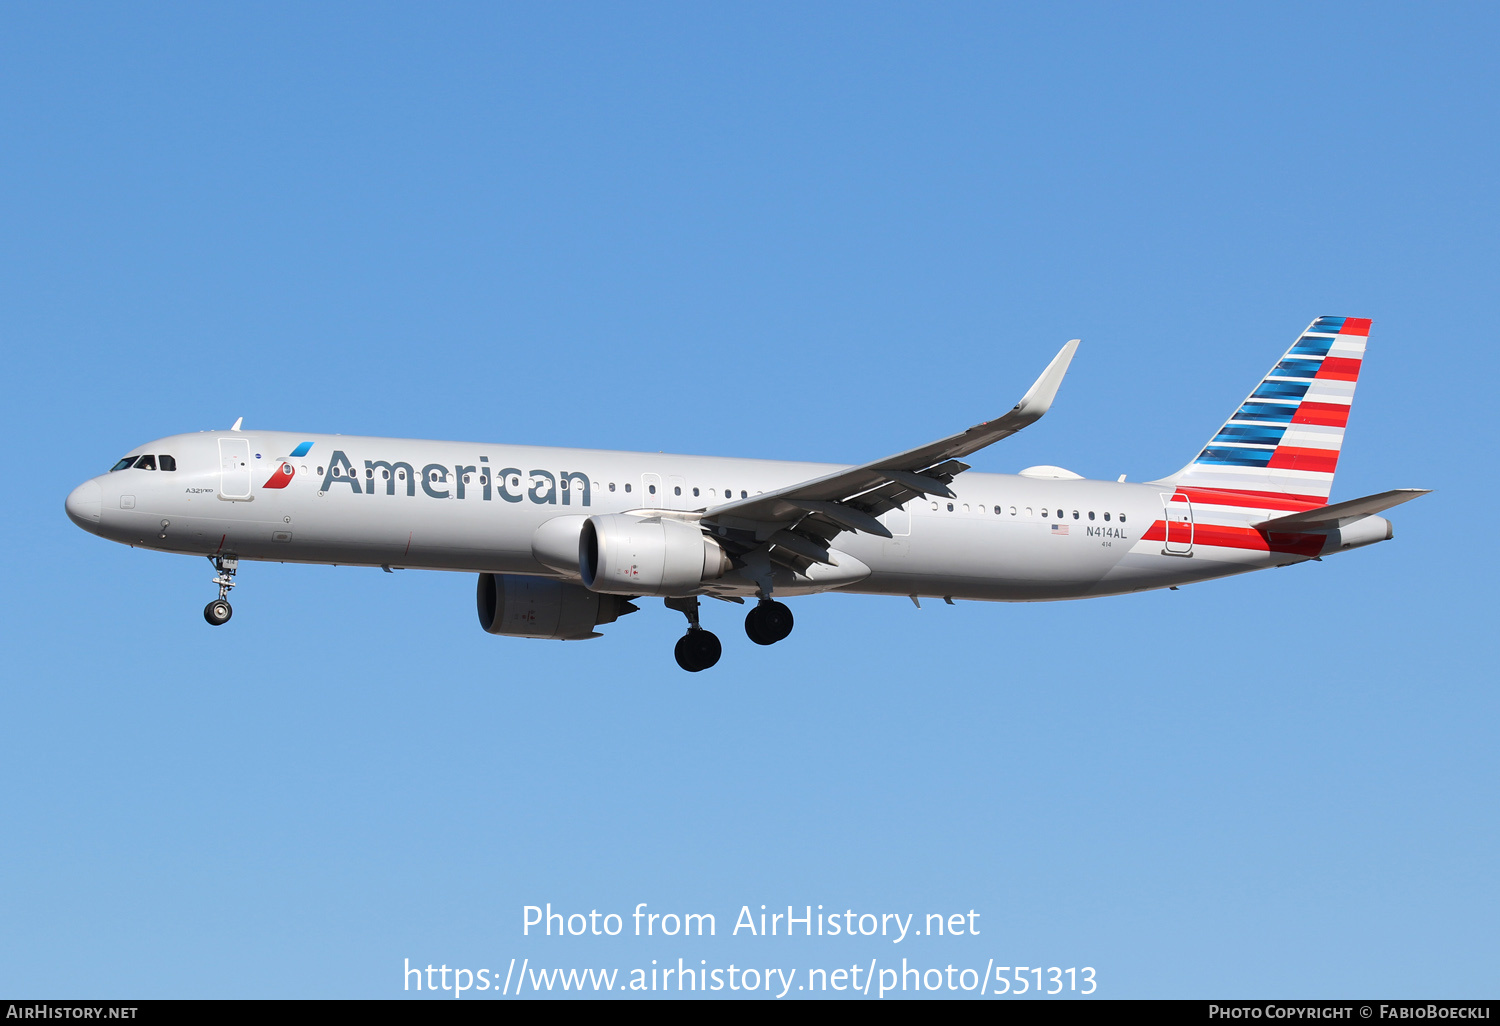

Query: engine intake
left=476, top=573, right=635, bottom=640
left=580, top=513, right=732, bottom=596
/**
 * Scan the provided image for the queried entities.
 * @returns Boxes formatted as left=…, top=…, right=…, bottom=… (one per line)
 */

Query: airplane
left=65, top=316, right=1427, bottom=672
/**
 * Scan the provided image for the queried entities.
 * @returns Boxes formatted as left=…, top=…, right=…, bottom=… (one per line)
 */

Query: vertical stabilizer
left=1161, top=316, right=1371, bottom=508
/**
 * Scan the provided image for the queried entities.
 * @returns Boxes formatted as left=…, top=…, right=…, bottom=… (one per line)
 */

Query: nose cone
left=66, top=479, right=103, bottom=531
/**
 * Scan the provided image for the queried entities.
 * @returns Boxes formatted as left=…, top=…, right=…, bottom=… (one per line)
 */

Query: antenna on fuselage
left=230, top=417, right=243, bottom=431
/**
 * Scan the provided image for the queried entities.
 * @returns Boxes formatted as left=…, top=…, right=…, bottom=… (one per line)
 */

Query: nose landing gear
left=744, top=599, right=793, bottom=646
left=666, top=596, right=722, bottom=672
left=203, top=554, right=238, bottom=626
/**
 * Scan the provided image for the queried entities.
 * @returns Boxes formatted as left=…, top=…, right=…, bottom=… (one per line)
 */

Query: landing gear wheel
left=205, top=554, right=239, bottom=626
left=674, top=629, right=722, bottom=672
left=745, top=600, right=793, bottom=646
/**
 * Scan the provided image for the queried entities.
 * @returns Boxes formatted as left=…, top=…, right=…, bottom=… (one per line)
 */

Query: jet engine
left=580, top=513, right=732, bottom=596
left=476, top=573, right=636, bottom=640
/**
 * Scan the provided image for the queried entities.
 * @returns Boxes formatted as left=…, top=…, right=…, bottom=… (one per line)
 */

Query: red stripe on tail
left=1173, top=487, right=1326, bottom=512
left=1317, top=357, right=1362, bottom=381
left=1268, top=448, right=1340, bottom=474
left=1291, top=402, right=1351, bottom=427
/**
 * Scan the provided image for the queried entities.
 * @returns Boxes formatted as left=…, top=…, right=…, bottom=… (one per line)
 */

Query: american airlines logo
left=310, top=449, right=593, bottom=507
left=261, top=441, right=314, bottom=490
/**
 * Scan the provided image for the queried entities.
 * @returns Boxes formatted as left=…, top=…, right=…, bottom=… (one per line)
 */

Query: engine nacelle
left=476, top=573, right=635, bottom=640
left=580, top=513, right=732, bottom=596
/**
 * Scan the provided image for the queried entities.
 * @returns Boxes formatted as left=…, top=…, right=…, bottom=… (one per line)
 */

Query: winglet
left=1011, top=339, right=1080, bottom=423
left=230, top=417, right=243, bottom=431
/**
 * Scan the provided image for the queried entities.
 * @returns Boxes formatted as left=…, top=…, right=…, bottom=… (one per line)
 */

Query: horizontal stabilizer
left=1256, top=488, right=1430, bottom=532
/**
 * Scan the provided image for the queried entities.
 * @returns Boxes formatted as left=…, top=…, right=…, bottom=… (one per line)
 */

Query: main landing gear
left=666, top=596, right=721, bottom=672
left=665, top=595, right=795, bottom=671
left=744, top=599, right=794, bottom=646
left=203, top=554, right=238, bottom=626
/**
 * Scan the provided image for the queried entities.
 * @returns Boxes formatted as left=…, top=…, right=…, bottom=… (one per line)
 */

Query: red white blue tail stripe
left=1167, top=316, right=1370, bottom=509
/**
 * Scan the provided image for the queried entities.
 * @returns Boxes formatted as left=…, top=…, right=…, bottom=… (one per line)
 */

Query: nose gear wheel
left=204, top=554, right=239, bottom=627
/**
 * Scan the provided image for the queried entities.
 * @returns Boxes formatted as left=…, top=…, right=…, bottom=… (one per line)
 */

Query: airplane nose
left=65, top=479, right=103, bottom=529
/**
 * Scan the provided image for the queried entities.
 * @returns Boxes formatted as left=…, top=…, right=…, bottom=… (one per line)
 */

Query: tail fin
left=1161, top=316, right=1371, bottom=508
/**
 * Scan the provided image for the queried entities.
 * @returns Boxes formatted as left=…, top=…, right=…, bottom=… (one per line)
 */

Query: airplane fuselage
left=66, top=429, right=1386, bottom=604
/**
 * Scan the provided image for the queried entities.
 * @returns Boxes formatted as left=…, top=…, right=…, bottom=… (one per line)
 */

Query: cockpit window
left=111, top=454, right=173, bottom=470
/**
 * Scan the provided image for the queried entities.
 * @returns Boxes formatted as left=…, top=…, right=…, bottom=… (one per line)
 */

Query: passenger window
left=135, top=455, right=157, bottom=471
left=740, top=490, right=747, bottom=498
left=384, top=470, right=392, bottom=480
left=609, top=482, right=616, bottom=492
left=1057, top=509, right=1064, bottom=519
left=463, top=474, right=471, bottom=484
left=1088, top=511, right=1095, bottom=520
left=1072, top=511, right=1079, bottom=520
left=1103, top=512, right=1110, bottom=521
left=1119, top=513, right=1126, bottom=523
left=946, top=502, right=954, bottom=512
left=1042, top=508, right=1048, bottom=517
left=317, top=466, right=325, bottom=475
left=625, top=483, right=632, bottom=493
left=692, top=487, right=699, bottom=497
left=962, top=504, right=970, bottom=513
left=1009, top=506, right=1017, bottom=516
left=159, top=455, right=176, bottom=472
left=649, top=484, right=657, bottom=494
left=1026, top=507, right=1033, bottom=516
left=994, top=506, right=1001, bottom=515
left=930, top=501, right=938, bottom=511
left=397, top=469, right=405, bottom=480
left=673, top=486, right=681, bottom=496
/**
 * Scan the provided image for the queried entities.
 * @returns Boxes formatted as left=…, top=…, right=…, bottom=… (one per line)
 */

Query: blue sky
left=2, top=2, right=1496, bottom=999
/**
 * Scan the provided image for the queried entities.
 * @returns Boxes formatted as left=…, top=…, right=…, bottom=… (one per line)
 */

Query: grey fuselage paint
left=69, top=430, right=1376, bottom=603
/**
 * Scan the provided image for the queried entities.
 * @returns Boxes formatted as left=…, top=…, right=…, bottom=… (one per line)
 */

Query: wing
left=701, top=340, right=1080, bottom=572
